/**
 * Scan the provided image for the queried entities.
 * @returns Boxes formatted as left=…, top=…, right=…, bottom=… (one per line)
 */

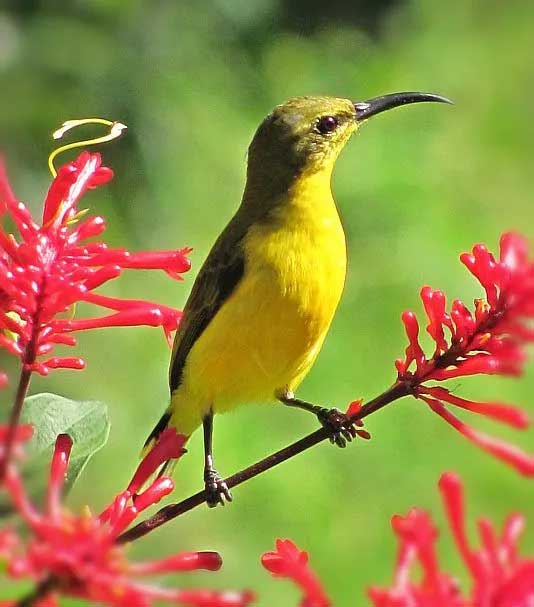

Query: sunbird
left=145, top=92, right=451, bottom=506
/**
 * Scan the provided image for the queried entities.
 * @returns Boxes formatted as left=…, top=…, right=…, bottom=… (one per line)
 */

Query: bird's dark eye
left=316, top=115, right=339, bottom=135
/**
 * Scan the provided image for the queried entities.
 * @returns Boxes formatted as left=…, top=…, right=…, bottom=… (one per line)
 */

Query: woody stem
left=117, top=380, right=411, bottom=544
left=0, top=365, right=32, bottom=481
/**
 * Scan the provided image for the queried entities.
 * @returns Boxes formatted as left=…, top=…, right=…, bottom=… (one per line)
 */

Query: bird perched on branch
left=144, top=92, right=451, bottom=506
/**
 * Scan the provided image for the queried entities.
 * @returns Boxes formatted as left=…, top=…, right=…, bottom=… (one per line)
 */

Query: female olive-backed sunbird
left=145, top=92, right=450, bottom=506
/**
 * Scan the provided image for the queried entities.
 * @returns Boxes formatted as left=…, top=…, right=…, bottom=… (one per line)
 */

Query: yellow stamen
left=66, top=208, right=90, bottom=226
left=48, top=118, right=127, bottom=177
left=478, top=332, right=492, bottom=345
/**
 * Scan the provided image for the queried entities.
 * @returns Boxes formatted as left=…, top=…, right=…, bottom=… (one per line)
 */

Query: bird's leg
left=279, top=395, right=357, bottom=448
left=203, top=411, right=232, bottom=507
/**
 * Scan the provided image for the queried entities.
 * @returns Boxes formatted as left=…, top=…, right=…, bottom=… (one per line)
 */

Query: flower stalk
left=0, top=366, right=32, bottom=480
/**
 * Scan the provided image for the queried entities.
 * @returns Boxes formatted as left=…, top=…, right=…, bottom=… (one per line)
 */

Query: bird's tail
left=142, top=410, right=171, bottom=455
left=141, top=409, right=181, bottom=478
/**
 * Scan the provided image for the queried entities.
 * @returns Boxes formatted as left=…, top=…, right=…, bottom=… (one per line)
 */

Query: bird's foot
left=317, top=408, right=357, bottom=448
left=204, top=468, right=233, bottom=508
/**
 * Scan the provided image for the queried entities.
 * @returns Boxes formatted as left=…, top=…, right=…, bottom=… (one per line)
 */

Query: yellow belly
left=170, top=181, right=347, bottom=435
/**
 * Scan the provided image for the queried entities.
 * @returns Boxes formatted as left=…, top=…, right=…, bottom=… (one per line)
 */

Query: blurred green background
left=1, top=0, right=534, bottom=604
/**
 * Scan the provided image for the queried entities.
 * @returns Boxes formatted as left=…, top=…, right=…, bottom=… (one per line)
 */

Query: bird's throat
left=241, top=158, right=336, bottom=220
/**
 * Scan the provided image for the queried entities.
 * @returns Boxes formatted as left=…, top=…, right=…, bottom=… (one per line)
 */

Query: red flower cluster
left=368, top=472, right=534, bottom=607
left=396, top=233, right=534, bottom=474
left=262, top=539, right=330, bottom=607
left=1, top=429, right=253, bottom=607
left=0, top=150, right=190, bottom=377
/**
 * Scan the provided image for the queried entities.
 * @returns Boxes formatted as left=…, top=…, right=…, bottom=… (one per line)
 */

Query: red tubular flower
left=261, top=539, right=330, bottom=607
left=395, top=233, right=534, bottom=475
left=368, top=472, right=534, bottom=607
left=0, top=431, right=253, bottom=607
left=0, top=424, right=33, bottom=462
left=345, top=400, right=371, bottom=439
left=0, top=151, right=190, bottom=377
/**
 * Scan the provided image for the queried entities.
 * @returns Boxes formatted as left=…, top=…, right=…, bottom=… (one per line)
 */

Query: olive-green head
left=247, top=92, right=451, bottom=181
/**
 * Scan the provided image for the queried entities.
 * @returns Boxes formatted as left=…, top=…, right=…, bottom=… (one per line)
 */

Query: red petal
left=120, top=249, right=192, bottom=275
left=426, top=398, right=534, bottom=476
left=47, top=434, right=73, bottom=519
left=401, top=310, right=425, bottom=373
left=127, top=428, right=187, bottom=494
left=129, top=551, right=222, bottom=574
left=429, top=354, right=502, bottom=380
left=438, top=472, right=481, bottom=579
left=500, top=232, right=528, bottom=272
left=262, top=539, right=330, bottom=607
left=421, top=287, right=450, bottom=352
left=42, top=357, right=85, bottom=370
left=420, top=386, right=529, bottom=429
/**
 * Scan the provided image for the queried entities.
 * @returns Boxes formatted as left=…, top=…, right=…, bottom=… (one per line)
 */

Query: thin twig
left=117, top=380, right=411, bottom=544
left=0, top=366, right=32, bottom=481
left=16, top=576, right=57, bottom=607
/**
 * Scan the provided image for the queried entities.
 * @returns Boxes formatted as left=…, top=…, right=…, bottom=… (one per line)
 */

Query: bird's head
left=247, top=93, right=451, bottom=184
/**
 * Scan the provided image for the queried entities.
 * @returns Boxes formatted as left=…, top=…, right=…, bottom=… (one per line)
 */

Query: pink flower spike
left=47, top=434, right=72, bottom=520
left=0, top=149, right=188, bottom=380
left=262, top=539, right=331, bottom=607
left=394, top=233, right=534, bottom=472
left=1, top=432, right=249, bottom=606
left=369, top=472, right=534, bottom=606
left=127, top=428, right=187, bottom=494
left=129, top=551, right=223, bottom=575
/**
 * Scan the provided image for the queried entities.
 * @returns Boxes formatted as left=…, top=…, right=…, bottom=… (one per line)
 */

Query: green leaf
left=21, top=393, right=110, bottom=490
left=0, top=393, right=110, bottom=516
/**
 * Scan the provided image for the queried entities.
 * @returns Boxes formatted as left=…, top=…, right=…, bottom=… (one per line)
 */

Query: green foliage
left=20, top=393, right=110, bottom=495
left=0, top=0, right=533, bottom=604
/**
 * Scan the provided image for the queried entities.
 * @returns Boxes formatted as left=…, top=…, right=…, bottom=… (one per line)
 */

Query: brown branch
left=0, top=366, right=32, bottom=481
left=117, top=380, right=411, bottom=544
left=13, top=380, right=411, bottom=605
left=16, top=576, right=57, bottom=607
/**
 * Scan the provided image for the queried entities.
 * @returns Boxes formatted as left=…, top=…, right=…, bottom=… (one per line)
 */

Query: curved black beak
left=354, top=91, right=453, bottom=121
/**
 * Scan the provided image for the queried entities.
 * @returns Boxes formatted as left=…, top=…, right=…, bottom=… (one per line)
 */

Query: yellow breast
left=169, top=168, right=346, bottom=434
left=231, top=169, right=347, bottom=397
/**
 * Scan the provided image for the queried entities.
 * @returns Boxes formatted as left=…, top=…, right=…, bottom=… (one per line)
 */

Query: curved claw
left=204, top=469, right=233, bottom=508
left=317, top=408, right=358, bottom=449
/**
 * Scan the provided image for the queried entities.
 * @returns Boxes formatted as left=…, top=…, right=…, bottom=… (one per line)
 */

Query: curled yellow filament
left=48, top=118, right=127, bottom=177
